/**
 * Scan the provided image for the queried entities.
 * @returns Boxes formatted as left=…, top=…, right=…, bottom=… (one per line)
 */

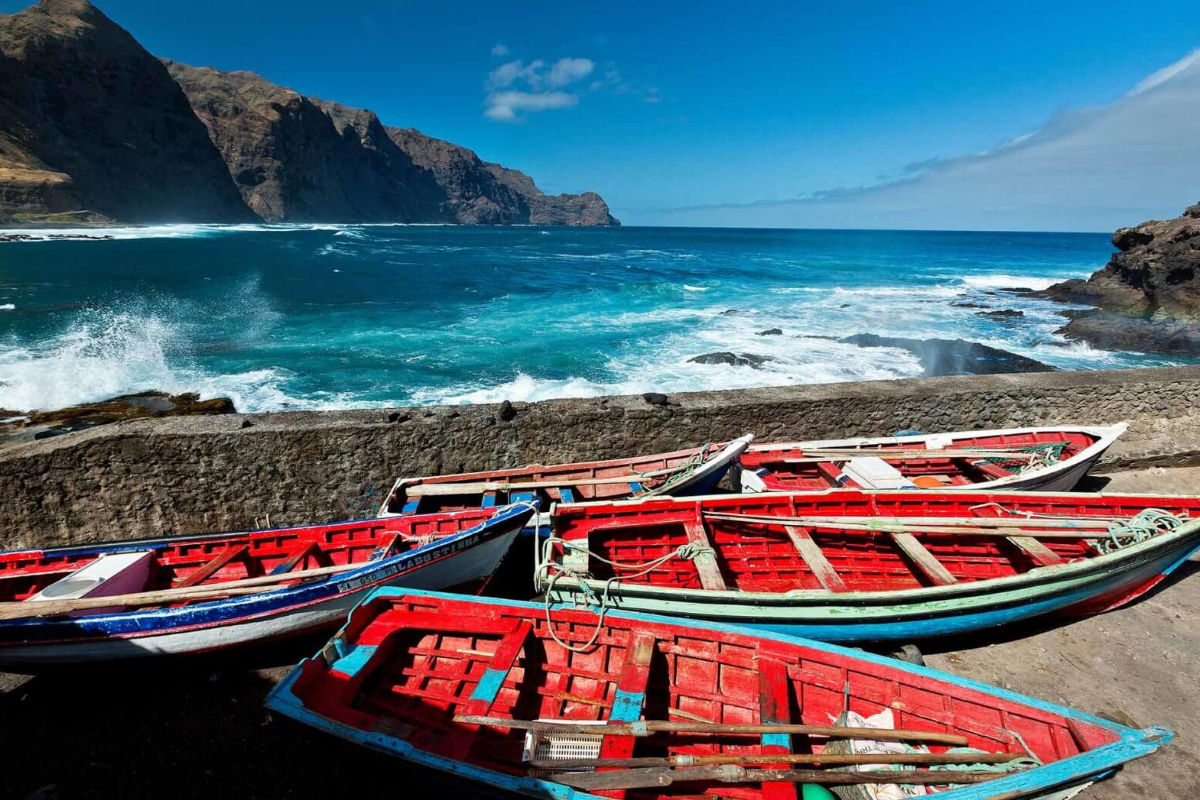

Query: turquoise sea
left=0, top=224, right=1187, bottom=413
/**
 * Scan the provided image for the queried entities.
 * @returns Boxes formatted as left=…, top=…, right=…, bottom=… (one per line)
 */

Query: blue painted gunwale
left=266, top=588, right=1172, bottom=800
left=0, top=504, right=535, bottom=644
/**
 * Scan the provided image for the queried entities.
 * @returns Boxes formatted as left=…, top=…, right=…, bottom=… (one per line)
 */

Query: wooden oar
left=782, top=447, right=1047, bottom=461
left=703, top=511, right=1116, bottom=530
left=454, top=715, right=970, bottom=746
left=530, top=752, right=1024, bottom=769
left=702, top=512, right=1118, bottom=538
left=545, top=766, right=1003, bottom=791
left=0, top=561, right=365, bottom=621
left=407, top=463, right=697, bottom=497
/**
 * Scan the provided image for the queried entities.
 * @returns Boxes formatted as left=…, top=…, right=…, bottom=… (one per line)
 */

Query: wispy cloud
left=490, top=43, right=509, bottom=58
left=484, top=90, right=578, bottom=122
left=656, top=48, right=1200, bottom=231
left=484, top=55, right=594, bottom=122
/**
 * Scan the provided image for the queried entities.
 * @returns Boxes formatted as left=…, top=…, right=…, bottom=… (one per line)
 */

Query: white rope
left=537, top=533, right=714, bottom=654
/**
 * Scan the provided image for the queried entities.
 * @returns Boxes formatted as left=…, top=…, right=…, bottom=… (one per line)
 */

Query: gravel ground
left=3, top=466, right=1199, bottom=799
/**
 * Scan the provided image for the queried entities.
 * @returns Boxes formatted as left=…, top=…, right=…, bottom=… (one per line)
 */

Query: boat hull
left=543, top=489, right=1200, bottom=643
left=740, top=424, right=1126, bottom=494
left=266, top=589, right=1171, bottom=800
left=0, top=511, right=526, bottom=669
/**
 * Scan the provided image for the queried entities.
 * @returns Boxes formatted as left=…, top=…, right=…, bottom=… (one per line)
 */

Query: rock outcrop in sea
left=0, top=0, right=617, bottom=226
left=838, top=334, right=1055, bottom=376
left=1038, top=201, right=1200, bottom=354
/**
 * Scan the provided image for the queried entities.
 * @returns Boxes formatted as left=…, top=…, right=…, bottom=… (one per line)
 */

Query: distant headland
left=0, top=0, right=618, bottom=227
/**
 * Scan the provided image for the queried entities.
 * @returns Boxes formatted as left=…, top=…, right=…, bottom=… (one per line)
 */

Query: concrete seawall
left=4, top=365, right=1200, bottom=550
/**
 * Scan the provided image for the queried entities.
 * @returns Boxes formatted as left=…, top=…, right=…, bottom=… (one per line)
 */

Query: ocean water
left=0, top=224, right=1187, bottom=413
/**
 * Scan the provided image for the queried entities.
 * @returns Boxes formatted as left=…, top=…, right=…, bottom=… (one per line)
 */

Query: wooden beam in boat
left=595, top=632, right=658, bottom=799
left=1007, top=536, right=1065, bottom=567
left=682, top=521, right=728, bottom=592
left=758, top=659, right=797, bottom=800
left=464, top=620, right=535, bottom=717
left=783, top=526, right=847, bottom=592
left=269, top=542, right=316, bottom=575
left=174, top=544, right=249, bottom=588
left=889, top=533, right=957, bottom=586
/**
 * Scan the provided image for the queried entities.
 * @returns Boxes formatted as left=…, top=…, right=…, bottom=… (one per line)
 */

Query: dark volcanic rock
left=840, top=334, right=1055, bottom=377
left=1, top=391, right=235, bottom=445
left=1055, top=310, right=1200, bottom=355
left=0, top=0, right=252, bottom=224
left=641, top=392, right=668, bottom=406
left=977, top=309, right=1025, bottom=319
left=688, top=352, right=774, bottom=368
left=1039, top=201, right=1200, bottom=314
left=756, top=328, right=783, bottom=336
left=1034, top=201, right=1200, bottom=353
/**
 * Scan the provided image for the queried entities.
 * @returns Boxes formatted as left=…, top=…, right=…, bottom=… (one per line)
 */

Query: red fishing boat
left=0, top=503, right=534, bottom=669
left=538, top=488, right=1200, bottom=642
left=739, top=424, right=1126, bottom=493
left=378, top=435, right=753, bottom=532
left=267, top=588, right=1171, bottom=800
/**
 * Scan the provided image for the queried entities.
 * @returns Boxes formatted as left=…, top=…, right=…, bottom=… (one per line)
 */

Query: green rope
left=984, top=442, right=1069, bottom=474
left=1095, top=508, right=1186, bottom=554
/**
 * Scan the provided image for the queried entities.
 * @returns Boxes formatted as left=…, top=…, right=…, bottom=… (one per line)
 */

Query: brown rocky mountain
left=0, top=0, right=617, bottom=226
left=1038, top=202, right=1200, bottom=354
left=0, top=0, right=253, bottom=224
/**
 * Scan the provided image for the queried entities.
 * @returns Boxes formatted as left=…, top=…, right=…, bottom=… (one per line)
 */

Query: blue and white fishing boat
left=267, top=588, right=1171, bottom=800
left=0, top=504, right=534, bottom=669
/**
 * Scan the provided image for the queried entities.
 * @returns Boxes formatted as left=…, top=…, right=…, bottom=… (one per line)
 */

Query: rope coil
left=537, top=531, right=714, bottom=653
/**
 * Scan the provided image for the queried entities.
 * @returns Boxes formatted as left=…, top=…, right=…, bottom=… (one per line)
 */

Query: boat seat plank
left=758, top=658, right=797, bottom=800
left=682, top=521, right=728, bottom=592
left=1007, top=536, right=1065, bottom=567
left=174, top=544, right=249, bottom=588
left=595, top=632, right=658, bottom=798
left=464, top=620, right=534, bottom=715
left=367, top=533, right=402, bottom=563
left=269, top=542, right=317, bottom=575
left=783, top=526, right=847, bottom=592
left=889, top=533, right=957, bottom=586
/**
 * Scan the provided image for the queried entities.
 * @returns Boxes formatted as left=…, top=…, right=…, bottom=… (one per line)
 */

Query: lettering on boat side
left=335, top=532, right=481, bottom=593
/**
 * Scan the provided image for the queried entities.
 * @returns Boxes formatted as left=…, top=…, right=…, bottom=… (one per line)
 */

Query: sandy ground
left=4, top=466, right=1200, bottom=799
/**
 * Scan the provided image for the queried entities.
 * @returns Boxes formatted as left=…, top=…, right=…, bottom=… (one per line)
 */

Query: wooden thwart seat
left=1007, top=535, right=1065, bottom=567
left=682, top=521, right=728, bottom=592
left=595, top=632, right=657, bottom=798
left=175, top=545, right=249, bottom=588
left=890, top=533, right=957, bottom=585
left=758, top=659, right=797, bottom=800
left=783, top=526, right=846, bottom=592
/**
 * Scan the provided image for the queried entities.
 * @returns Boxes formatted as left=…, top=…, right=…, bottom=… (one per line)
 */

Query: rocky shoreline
left=1035, top=201, right=1200, bottom=354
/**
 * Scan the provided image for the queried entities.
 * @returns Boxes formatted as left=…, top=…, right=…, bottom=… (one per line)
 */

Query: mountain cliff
left=0, top=0, right=617, bottom=226
left=0, top=0, right=253, bottom=224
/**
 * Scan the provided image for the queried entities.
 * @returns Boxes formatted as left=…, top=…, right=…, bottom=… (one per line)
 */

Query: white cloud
left=490, top=43, right=509, bottom=58
left=483, top=54, right=596, bottom=122
left=484, top=90, right=578, bottom=122
left=658, top=49, right=1200, bottom=231
left=486, top=59, right=545, bottom=90
left=546, top=57, right=594, bottom=88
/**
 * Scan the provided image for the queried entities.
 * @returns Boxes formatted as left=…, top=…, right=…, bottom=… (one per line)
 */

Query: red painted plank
left=759, top=658, right=798, bottom=800
left=595, top=632, right=657, bottom=799
left=783, top=526, right=847, bottom=592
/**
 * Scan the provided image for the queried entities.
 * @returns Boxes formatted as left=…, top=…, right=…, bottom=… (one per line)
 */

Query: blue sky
left=7, top=0, right=1200, bottom=229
